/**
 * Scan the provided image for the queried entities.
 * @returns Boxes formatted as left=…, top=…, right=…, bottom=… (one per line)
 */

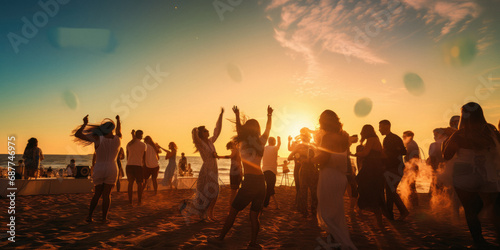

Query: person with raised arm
left=73, top=115, right=121, bottom=223
left=181, top=108, right=224, bottom=222
left=210, top=105, right=272, bottom=248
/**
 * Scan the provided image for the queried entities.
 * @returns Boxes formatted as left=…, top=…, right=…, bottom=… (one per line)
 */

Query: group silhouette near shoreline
left=62, top=101, right=500, bottom=248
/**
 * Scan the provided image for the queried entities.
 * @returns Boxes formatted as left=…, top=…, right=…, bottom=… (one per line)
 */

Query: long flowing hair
left=23, top=138, right=38, bottom=155
left=318, top=109, right=349, bottom=151
left=236, top=119, right=264, bottom=157
left=72, top=119, right=115, bottom=146
left=144, top=136, right=161, bottom=154
left=360, top=124, right=378, bottom=144
left=459, top=102, right=499, bottom=149
left=319, top=110, right=343, bottom=134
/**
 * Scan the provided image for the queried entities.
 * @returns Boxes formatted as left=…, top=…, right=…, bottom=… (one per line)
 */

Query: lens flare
left=62, top=90, right=79, bottom=110
left=226, top=63, right=243, bottom=83
left=354, top=98, right=373, bottom=117
left=403, top=73, right=425, bottom=96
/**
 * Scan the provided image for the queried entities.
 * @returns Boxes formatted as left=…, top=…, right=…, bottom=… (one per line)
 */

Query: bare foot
left=85, top=216, right=93, bottom=223
left=398, top=211, right=409, bottom=221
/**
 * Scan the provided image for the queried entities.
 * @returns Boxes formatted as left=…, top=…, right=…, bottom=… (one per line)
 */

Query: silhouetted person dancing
left=74, top=115, right=121, bottom=223
left=442, top=102, right=500, bottom=248
left=288, top=130, right=318, bottom=217
left=263, top=136, right=281, bottom=210
left=218, top=140, right=243, bottom=205
left=210, top=105, right=272, bottom=248
left=313, top=110, right=357, bottom=250
left=126, top=129, right=146, bottom=205
left=181, top=108, right=223, bottom=222
left=379, top=120, right=409, bottom=221
left=355, top=125, right=385, bottom=228
left=143, top=136, right=161, bottom=194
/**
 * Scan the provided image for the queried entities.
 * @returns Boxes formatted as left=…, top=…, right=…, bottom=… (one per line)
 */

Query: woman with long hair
left=354, top=124, right=385, bottom=228
left=313, top=110, right=357, bottom=250
left=22, top=137, right=44, bottom=179
left=211, top=105, right=272, bottom=248
left=160, top=142, right=178, bottom=189
left=181, top=108, right=224, bottom=222
left=143, top=136, right=161, bottom=194
left=73, top=115, right=121, bottom=223
left=442, top=102, right=500, bottom=248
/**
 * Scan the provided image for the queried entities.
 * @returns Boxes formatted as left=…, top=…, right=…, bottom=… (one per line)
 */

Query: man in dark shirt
left=379, top=120, right=409, bottom=220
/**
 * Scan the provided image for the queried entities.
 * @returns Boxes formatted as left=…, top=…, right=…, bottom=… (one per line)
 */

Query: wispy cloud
left=266, top=0, right=395, bottom=68
left=402, top=0, right=480, bottom=37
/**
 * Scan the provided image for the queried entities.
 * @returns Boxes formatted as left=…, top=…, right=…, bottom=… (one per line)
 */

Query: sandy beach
left=1, top=186, right=498, bottom=249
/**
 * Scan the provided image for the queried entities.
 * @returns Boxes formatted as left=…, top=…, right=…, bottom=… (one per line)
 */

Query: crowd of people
left=11, top=101, right=498, bottom=248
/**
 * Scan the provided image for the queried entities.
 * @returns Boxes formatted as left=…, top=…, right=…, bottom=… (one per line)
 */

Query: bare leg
left=375, top=208, right=383, bottom=229
left=249, top=210, right=261, bottom=245
left=88, top=184, right=104, bottom=222
left=101, top=184, right=114, bottom=221
left=229, top=189, right=237, bottom=206
left=271, top=195, right=279, bottom=209
left=137, top=182, right=143, bottom=205
left=208, top=195, right=219, bottom=221
left=456, top=188, right=486, bottom=247
left=116, top=178, right=121, bottom=192
left=152, top=177, right=158, bottom=195
left=127, top=180, right=134, bottom=204
left=219, top=207, right=239, bottom=240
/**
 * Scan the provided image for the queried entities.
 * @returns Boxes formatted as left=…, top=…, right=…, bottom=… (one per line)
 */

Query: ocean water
left=0, top=154, right=430, bottom=192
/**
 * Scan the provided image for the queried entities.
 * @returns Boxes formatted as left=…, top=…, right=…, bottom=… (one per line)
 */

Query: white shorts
left=92, top=162, right=118, bottom=185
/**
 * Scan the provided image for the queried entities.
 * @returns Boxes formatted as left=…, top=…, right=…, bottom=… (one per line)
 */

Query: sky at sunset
left=1, top=0, right=500, bottom=158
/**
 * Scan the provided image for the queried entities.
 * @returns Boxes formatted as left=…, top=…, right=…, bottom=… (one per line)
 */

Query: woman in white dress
left=160, top=142, right=178, bottom=189
left=181, top=108, right=223, bottom=221
left=74, top=115, right=121, bottom=223
left=313, top=110, right=357, bottom=250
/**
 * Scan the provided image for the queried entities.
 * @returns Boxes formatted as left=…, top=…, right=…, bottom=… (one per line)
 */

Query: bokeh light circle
left=354, top=98, right=373, bottom=117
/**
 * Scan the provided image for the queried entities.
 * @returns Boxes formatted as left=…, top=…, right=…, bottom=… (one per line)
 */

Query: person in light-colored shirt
left=126, top=129, right=147, bottom=205
left=262, top=136, right=281, bottom=209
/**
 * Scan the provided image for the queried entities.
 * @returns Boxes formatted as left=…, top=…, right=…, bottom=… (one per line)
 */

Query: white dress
left=162, top=151, right=177, bottom=186
left=317, top=150, right=357, bottom=250
left=183, top=115, right=222, bottom=218
left=92, top=135, right=121, bottom=185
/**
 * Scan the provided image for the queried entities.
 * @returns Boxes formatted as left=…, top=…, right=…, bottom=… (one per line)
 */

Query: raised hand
left=267, top=105, right=273, bottom=115
left=220, top=107, right=224, bottom=114
left=116, top=115, right=120, bottom=121
left=83, top=115, right=89, bottom=124
left=288, top=135, right=292, bottom=141
left=232, top=106, right=239, bottom=115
